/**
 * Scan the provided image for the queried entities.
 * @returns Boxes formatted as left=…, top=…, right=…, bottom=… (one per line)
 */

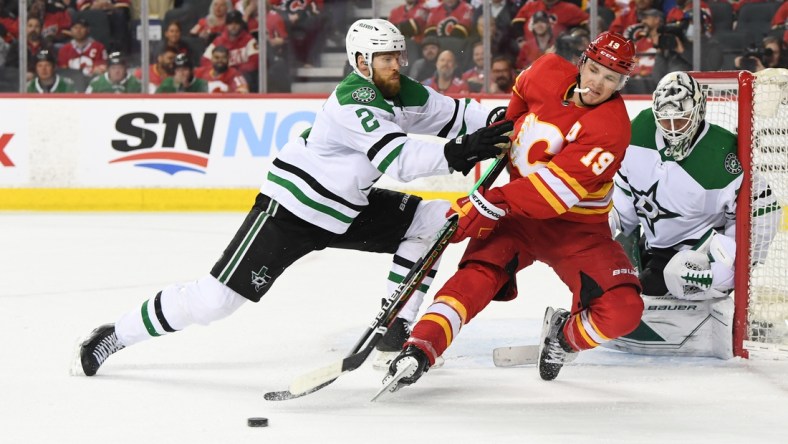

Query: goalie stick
left=264, top=155, right=509, bottom=401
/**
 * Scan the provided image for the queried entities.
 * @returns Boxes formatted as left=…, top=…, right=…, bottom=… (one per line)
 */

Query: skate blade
left=69, top=336, right=86, bottom=376
left=371, top=360, right=418, bottom=402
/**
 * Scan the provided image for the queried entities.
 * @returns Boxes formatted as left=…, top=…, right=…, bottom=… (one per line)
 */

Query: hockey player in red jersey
left=381, top=32, right=644, bottom=393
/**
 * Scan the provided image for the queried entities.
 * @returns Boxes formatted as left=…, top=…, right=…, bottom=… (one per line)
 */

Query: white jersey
left=613, top=109, right=781, bottom=259
left=261, top=73, right=490, bottom=234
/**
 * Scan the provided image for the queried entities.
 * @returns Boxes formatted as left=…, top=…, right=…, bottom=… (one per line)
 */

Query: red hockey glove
left=447, top=187, right=509, bottom=243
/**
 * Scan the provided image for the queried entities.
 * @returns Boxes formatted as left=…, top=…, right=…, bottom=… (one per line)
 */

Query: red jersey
left=422, top=76, right=470, bottom=95
left=194, top=66, right=249, bottom=93
left=264, top=10, right=287, bottom=39
left=0, top=17, right=18, bottom=43
left=192, top=17, right=226, bottom=38
left=42, top=11, right=72, bottom=41
left=389, top=1, right=429, bottom=39
left=632, top=35, right=656, bottom=78
left=608, top=7, right=639, bottom=35
left=134, top=64, right=170, bottom=93
left=424, top=1, right=473, bottom=37
left=57, top=38, right=107, bottom=76
left=515, top=34, right=554, bottom=69
left=512, top=1, right=588, bottom=38
left=665, top=1, right=712, bottom=33
left=772, top=2, right=788, bottom=43
left=202, top=29, right=259, bottom=74
left=502, top=54, right=631, bottom=224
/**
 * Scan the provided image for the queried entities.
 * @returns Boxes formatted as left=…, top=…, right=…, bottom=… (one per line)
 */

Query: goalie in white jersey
left=76, top=19, right=513, bottom=377
left=607, top=72, right=782, bottom=358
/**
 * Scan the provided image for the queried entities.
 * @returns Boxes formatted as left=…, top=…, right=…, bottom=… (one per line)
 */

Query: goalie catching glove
left=444, top=120, right=514, bottom=175
left=447, top=187, right=509, bottom=242
left=663, top=232, right=736, bottom=301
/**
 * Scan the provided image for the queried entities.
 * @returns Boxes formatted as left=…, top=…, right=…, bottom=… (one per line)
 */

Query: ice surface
left=1, top=213, right=786, bottom=443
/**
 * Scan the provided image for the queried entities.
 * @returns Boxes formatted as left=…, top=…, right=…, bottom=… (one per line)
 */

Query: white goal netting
left=695, top=70, right=788, bottom=358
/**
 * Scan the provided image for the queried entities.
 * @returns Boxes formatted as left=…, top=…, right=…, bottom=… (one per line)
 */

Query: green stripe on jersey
left=141, top=300, right=161, bottom=337
left=377, top=144, right=403, bottom=173
left=267, top=172, right=354, bottom=223
left=388, top=271, right=429, bottom=294
left=219, top=210, right=270, bottom=282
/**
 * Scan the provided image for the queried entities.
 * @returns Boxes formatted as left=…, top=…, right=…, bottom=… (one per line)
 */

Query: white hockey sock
left=115, top=275, right=247, bottom=347
left=390, top=200, right=450, bottom=323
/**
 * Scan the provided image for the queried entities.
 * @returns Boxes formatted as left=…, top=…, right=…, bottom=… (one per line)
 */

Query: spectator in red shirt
left=511, top=0, right=588, bottom=45
left=134, top=45, right=176, bottom=93
left=57, top=19, right=108, bottom=77
left=771, top=1, right=788, bottom=45
left=389, top=0, right=430, bottom=41
left=424, top=0, right=474, bottom=38
left=422, top=49, right=469, bottom=94
left=622, top=8, right=661, bottom=81
left=516, top=10, right=555, bottom=69
left=191, top=0, right=232, bottom=44
left=609, top=0, right=656, bottom=35
left=462, top=41, right=485, bottom=92
left=665, top=0, right=712, bottom=36
left=195, top=45, right=250, bottom=93
left=30, top=0, right=72, bottom=46
left=201, top=10, right=259, bottom=78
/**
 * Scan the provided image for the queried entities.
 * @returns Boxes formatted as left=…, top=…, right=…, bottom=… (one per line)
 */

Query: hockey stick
left=264, top=155, right=509, bottom=401
left=492, top=345, right=540, bottom=367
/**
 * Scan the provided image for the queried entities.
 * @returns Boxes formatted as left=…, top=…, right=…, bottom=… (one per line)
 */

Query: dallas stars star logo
left=630, top=181, right=680, bottom=234
left=251, top=265, right=272, bottom=292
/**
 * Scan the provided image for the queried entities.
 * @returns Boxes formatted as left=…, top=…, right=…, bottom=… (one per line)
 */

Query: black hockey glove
left=444, top=120, right=514, bottom=176
left=486, top=106, right=508, bottom=126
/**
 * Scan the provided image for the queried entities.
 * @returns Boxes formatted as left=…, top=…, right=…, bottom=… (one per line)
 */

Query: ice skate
left=79, top=324, right=125, bottom=376
left=372, top=317, right=410, bottom=370
left=372, top=345, right=430, bottom=400
left=537, top=307, right=577, bottom=381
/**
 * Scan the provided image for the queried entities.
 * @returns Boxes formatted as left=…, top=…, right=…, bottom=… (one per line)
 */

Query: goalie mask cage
left=690, top=70, right=788, bottom=359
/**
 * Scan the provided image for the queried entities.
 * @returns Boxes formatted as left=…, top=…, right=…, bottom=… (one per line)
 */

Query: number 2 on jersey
left=355, top=108, right=380, bottom=132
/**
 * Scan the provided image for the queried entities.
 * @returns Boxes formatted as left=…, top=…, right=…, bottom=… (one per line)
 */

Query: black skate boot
left=80, top=324, right=125, bottom=376
left=537, top=307, right=577, bottom=381
left=372, top=345, right=431, bottom=400
left=376, top=317, right=411, bottom=352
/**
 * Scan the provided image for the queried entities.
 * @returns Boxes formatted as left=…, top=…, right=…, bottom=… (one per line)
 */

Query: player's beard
left=373, top=70, right=401, bottom=99
left=213, top=62, right=228, bottom=74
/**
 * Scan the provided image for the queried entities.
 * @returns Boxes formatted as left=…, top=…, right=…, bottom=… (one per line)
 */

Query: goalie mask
left=652, top=72, right=706, bottom=161
left=346, top=19, right=408, bottom=82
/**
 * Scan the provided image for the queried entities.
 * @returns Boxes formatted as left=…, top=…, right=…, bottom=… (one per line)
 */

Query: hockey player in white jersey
left=606, top=72, right=782, bottom=358
left=77, top=18, right=513, bottom=377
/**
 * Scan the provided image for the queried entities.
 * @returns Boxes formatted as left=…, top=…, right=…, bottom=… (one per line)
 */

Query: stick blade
left=492, top=345, right=540, bottom=367
left=288, top=360, right=343, bottom=395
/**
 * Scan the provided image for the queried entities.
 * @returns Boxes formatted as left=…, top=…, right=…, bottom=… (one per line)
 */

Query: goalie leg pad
left=603, top=295, right=734, bottom=359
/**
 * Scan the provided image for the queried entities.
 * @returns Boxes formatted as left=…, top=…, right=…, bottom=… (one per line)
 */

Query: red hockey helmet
left=583, top=31, right=636, bottom=76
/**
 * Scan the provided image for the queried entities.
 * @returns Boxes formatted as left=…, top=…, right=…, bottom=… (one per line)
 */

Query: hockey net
left=691, top=70, right=788, bottom=359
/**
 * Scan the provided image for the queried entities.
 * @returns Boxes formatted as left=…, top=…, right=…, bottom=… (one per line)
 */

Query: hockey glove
left=444, top=120, right=514, bottom=176
left=447, top=187, right=509, bottom=242
left=486, top=106, right=508, bottom=126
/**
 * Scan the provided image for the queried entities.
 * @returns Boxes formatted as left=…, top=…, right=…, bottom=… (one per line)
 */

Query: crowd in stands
left=1, top=0, right=788, bottom=94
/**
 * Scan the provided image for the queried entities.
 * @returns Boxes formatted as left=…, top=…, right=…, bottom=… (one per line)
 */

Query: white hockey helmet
left=652, top=72, right=707, bottom=161
left=346, top=19, right=408, bottom=82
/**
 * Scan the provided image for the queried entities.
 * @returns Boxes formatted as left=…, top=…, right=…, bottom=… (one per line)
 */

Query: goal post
left=690, top=70, right=788, bottom=359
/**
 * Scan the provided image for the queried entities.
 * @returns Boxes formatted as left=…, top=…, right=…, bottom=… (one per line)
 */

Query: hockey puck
left=247, top=417, right=269, bottom=427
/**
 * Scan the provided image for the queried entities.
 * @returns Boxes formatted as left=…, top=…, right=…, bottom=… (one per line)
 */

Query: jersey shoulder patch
left=336, top=73, right=393, bottom=113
